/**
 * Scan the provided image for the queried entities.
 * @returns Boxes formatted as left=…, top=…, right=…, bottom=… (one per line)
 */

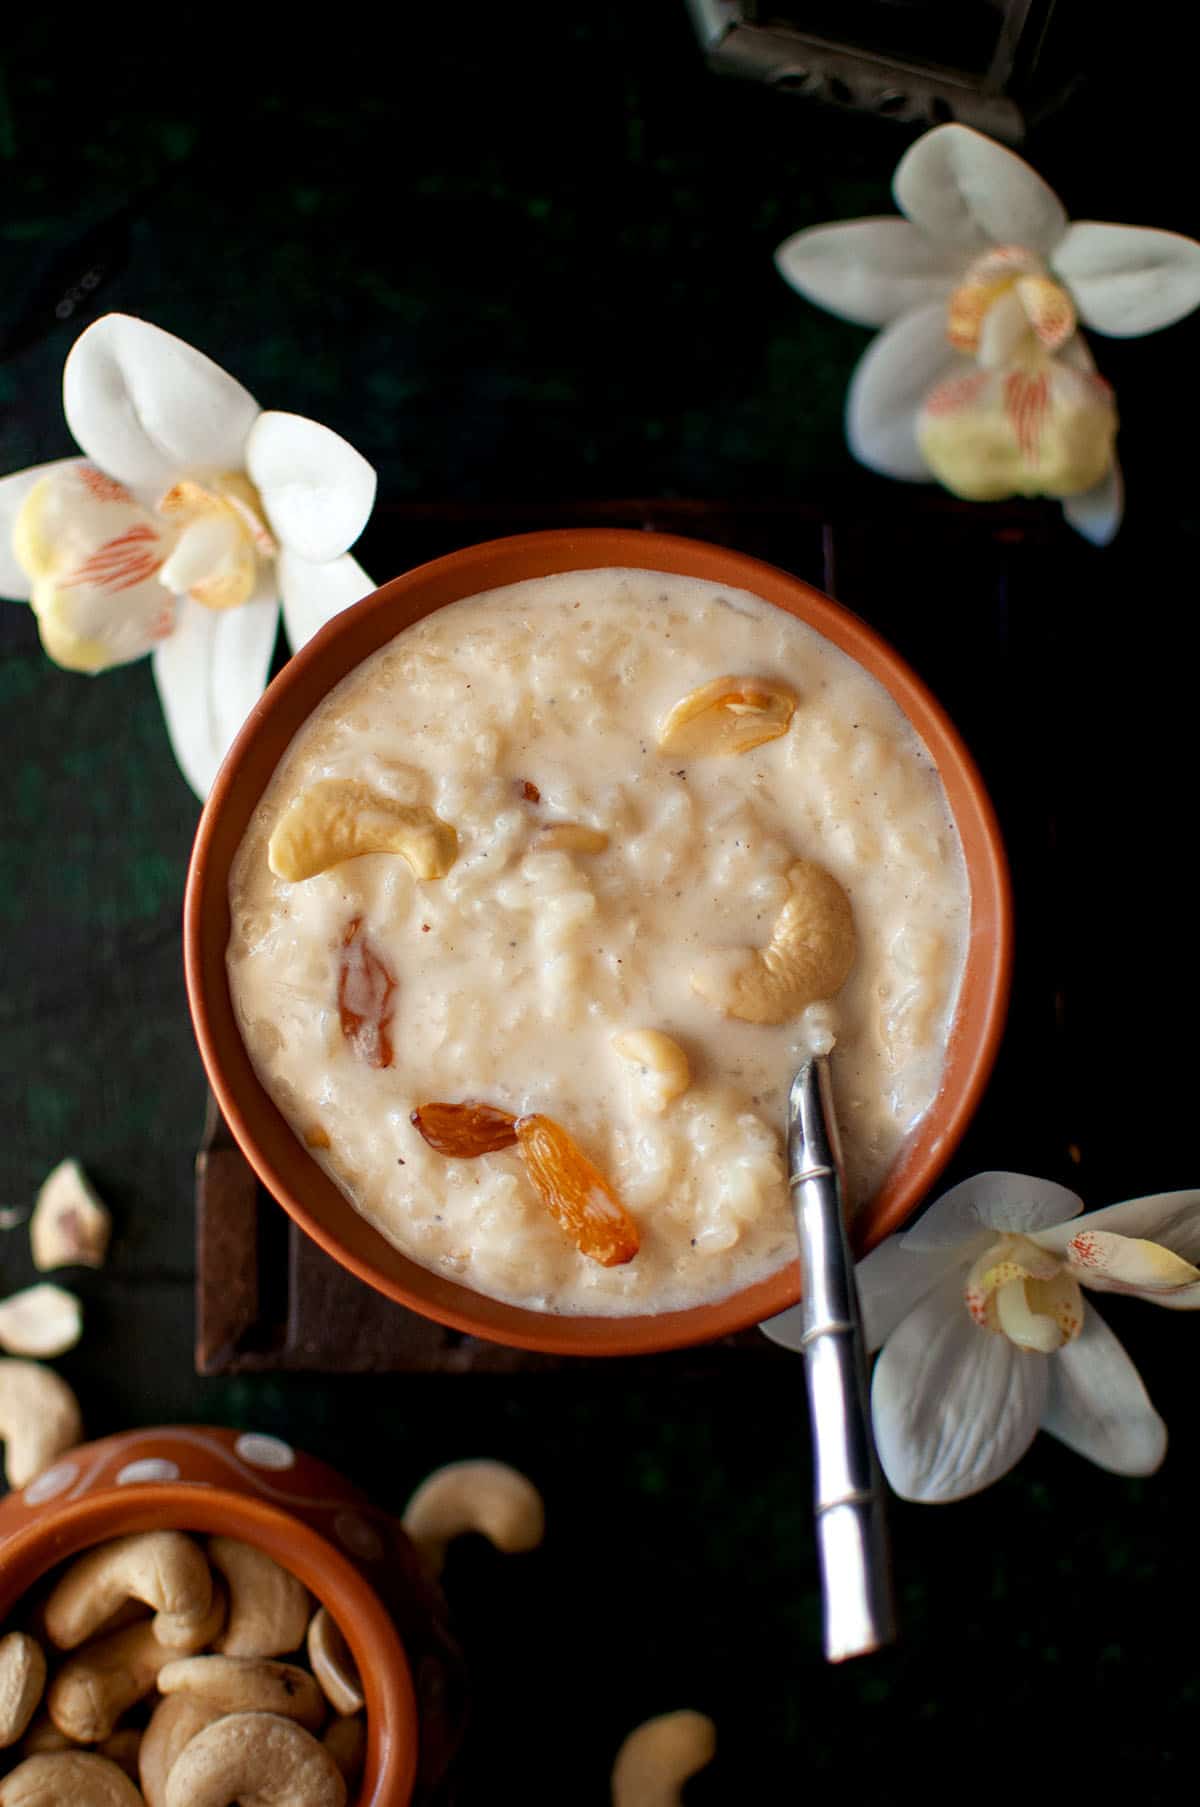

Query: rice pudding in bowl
left=219, top=548, right=986, bottom=1330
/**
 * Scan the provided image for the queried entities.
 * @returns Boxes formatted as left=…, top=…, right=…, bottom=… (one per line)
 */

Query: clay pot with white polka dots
left=0, top=1425, right=465, bottom=1803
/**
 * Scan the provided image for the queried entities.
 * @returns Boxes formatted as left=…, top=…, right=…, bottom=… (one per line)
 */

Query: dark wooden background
left=1, top=9, right=1197, bottom=1803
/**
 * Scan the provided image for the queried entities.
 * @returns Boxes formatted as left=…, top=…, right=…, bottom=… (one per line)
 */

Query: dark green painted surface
left=1, top=9, right=1198, bottom=1802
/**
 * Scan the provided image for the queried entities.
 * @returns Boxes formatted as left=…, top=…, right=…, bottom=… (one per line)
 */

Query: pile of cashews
left=0, top=1529, right=365, bottom=1806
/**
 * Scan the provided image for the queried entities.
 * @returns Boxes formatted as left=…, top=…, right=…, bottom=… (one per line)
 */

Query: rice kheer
left=227, top=568, right=969, bottom=1316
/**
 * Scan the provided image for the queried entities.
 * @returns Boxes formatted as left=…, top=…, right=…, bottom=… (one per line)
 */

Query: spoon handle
left=788, top=1057, right=896, bottom=1663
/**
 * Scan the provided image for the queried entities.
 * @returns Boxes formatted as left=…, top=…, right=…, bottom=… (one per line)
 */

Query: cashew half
left=139, top=1694, right=222, bottom=1807
left=0, top=1633, right=46, bottom=1749
left=402, top=1459, right=545, bottom=1577
left=163, top=1711, right=346, bottom=1807
left=156, top=1655, right=325, bottom=1732
left=268, top=780, right=457, bottom=882
left=306, top=1608, right=363, bottom=1716
left=0, top=1359, right=83, bottom=1488
left=612, top=1030, right=691, bottom=1112
left=47, top=1587, right=226, bottom=1742
left=209, top=1536, right=311, bottom=1659
left=323, top=1715, right=366, bottom=1788
left=658, top=675, right=796, bottom=756
left=691, top=858, right=856, bottom=1025
left=0, top=1285, right=82, bottom=1359
left=0, top=1752, right=144, bottom=1806
left=611, top=1710, right=717, bottom=1807
left=30, top=1159, right=112, bottom=1270
left=44, top=1531, right=215, bottom=1651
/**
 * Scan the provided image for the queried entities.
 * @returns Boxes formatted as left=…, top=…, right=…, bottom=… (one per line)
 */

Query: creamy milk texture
left=228, top=569, right=970, bottom=1316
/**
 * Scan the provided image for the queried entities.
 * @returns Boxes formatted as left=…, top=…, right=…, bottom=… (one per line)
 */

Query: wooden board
left=195, top=492, right=1062, bottom=1374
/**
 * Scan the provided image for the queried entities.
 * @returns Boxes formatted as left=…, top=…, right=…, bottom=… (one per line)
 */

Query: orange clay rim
left=185, top=528, right=1012, bottom=1357
left=0, top=1479, right=418, bottom=1807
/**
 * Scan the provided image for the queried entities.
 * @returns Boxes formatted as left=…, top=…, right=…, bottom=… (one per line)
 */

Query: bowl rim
left=185, top=526, right=1012, bottom=1356
left=0, top=1447, right=419, bottom=1806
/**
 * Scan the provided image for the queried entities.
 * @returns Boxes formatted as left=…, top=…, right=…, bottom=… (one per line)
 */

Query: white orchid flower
left=763, top=1171, right=1200, bottom=1502
left=776, top=124, right=1200, bottom=544
left=0, top=314, right=378, bottom=799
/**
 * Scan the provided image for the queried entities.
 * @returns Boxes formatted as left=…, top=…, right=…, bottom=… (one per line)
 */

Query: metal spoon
left=788, top=1055, right=896, bottom=1662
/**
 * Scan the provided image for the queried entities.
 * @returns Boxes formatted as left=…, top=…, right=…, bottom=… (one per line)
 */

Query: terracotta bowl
left=185, top=528, right=1012, bottom=1356
left=0, top=1426, right=466, bottom=1804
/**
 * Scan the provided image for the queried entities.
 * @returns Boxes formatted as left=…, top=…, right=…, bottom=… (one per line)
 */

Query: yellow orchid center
left=918, top=359, right=1117, bottom=502
left=946, top=245, right=1076, bottom=364
left=963, top=1233, right=1084, bottom=1354
left=157, top=471, right=277, bottom=611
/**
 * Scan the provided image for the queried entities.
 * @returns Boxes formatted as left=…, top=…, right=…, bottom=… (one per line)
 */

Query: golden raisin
left=514, top=1114, right=640, bottom=1267
left=411, top=1101, right=519, bottom=1156
left=338, top=917, right=397, bottom=1068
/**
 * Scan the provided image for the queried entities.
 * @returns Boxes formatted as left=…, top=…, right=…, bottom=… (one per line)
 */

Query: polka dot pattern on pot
left=116, top=1458, right=181, bottom=1485
left=23, top=1462, right=78, bottom=1505
left=235, top=1432, right=296, bottom=1471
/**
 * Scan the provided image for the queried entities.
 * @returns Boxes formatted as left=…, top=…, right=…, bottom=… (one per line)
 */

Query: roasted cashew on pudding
left=227, top=569, right=969, bottom=1316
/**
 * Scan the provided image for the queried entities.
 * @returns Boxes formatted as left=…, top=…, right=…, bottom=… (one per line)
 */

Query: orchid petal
left=1034, top=1189, right=1200, bottom=1264
left=1041, top=1304, right=1166, bottom=1475
left=0, top=459, right=86, bottom=601
left=893, top=124, right=1067, bottom=254
left=64, top=314, right=260, bottom=491
left=152, top=594, right=279, bottom=799
left=759, top=1232, right=956, bottom=1356
left=871, top=1269, right=1047, bottom=1502
left=1051, top=222, right=1200, bottom=337
left=245, top=411, right=377, bottom=564
left=1058, top=1229, right=1200, bottom=1305
left=1061, top=457, right=1124, bottom=546
left=774, top=218, right=963, bottom=329
left=902, top=1171, right=1084, bottom=1254
left=846, top=303, right=964, bottom=481
left=278, top=548, right=375, bottom=653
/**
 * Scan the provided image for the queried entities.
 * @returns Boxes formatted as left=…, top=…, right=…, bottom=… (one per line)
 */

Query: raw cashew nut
left=18, top=1715, right=70, bottom=1759
left=44, top=1531, right=215, bottom=1651
left=612, top=1030, right=691, bottom=1112
left=30, top=1159, right=112, bottom=1270
left=0, top=1285, right=83, bottom=1358
left=0, top=1751, right=144, bottom=1806
left=0, top=1633, right=46, bottom=1749
left=611, top=1710, right=717, bottom=1807
left=156, top=1655, right=325, bottom=1731
left=534, top=822, right=609, bottom=853
left=657, top=675, right=796, bottom=757
left=139, top=1694, right=222, bottom=1807
left=402, top=1459, right=545, bottom=1577
left=96, top=1729, right=141, bottom=1781
left=691, top=858, right=856, bottom=1025
left=322, top=1715, right=366, bottom=1788
left=268, top=780, right=457, bottom=882
left=163, top=1711, right=346, bottom=1807
left=306, top=1608, right=363, bottom=1716
left=0, top=1359, right=83, bottom=1488
left=208, top=1536, right=311, bottom=1659
left=48, top=1587, right=226, bottom=1742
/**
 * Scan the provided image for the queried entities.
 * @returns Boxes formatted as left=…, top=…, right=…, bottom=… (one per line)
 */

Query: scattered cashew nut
left=610, top=1710, right=717, bottom=1807
left=47, top=1587, right=226, bottom=1742
left=163, top=1711, right=346, bottom=1807
left=612, top=1030, right=691, bottom=1112
left=0, top=1285, right=82, bottom=1359
left=0, top=1359, right=83, bottom=1489
left=30, top=1160, right=112, bottom=1271
left=402, top=1459, right=545, bottom=1577
left=691, top=857, right=856, bottom=1025
left=139, top=1693, right=222, bottom=1807
left=0, top=1633, right=46, bottom=1749
left=268, top=779, right=457, bottom=882
left=534, top=822, right=610, bottom=853
left=208, top=1535, right=311, bottom=1659
left=0, top=1751, right=144, bottom=1806
left=657, top=675, right=796, bottom=757
left=156, top=1655, right=325, bottom=1732
left=44, top=1531, right=215, bottom=1652
left=322, top=1715, right=366, bottom=1788
left=306, top=1608, right=363, bottom=1717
